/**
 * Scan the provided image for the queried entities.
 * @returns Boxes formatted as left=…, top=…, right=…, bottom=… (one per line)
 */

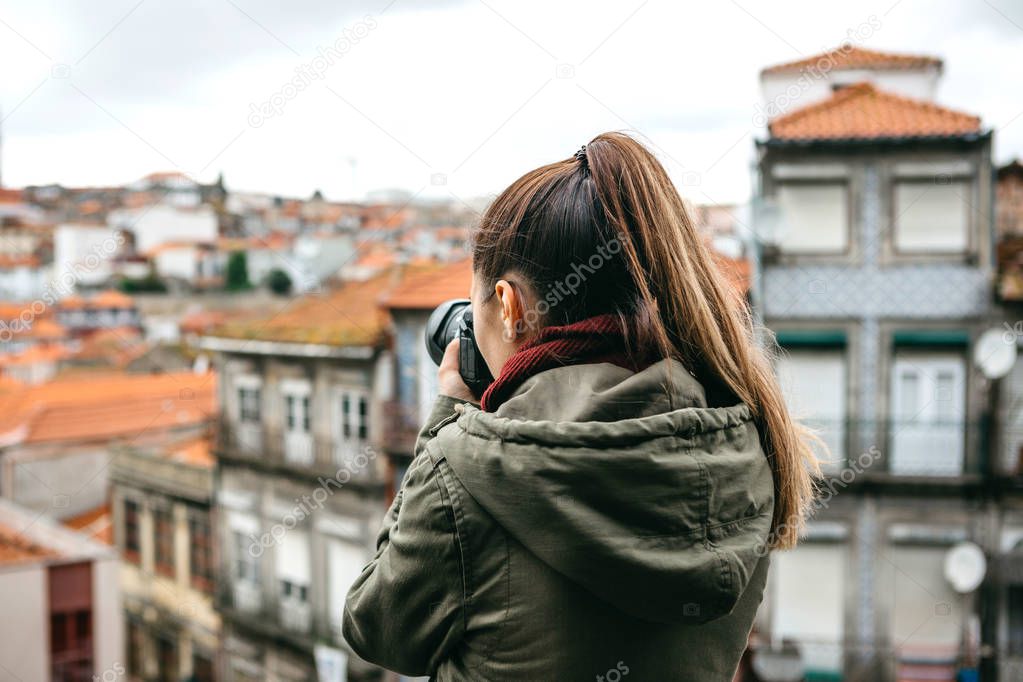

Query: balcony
left=795, top=417, right=991, bottom=481
left=217, top=581, right=335, bottom=653
left=110, top=446, right=214, bottom=503
left=216, top=419, right=381, bottom=484
left=280, top=599, right=312, bottom=633
left=232, top=580, right=262, bottom=614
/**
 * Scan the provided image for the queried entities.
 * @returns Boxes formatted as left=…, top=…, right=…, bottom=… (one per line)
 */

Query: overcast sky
left=0, top=0, right=1021, bottom=206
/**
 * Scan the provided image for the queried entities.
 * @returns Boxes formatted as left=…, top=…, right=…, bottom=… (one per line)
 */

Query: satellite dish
left=944, top=542, right=987, bottom=593
left=975, top=328, right=1016, bottom=379
left=752, top=641, right=804, bottom=682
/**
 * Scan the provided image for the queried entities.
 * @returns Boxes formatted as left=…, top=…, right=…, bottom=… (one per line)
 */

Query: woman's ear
left=494, top=279, right=524, bottom=342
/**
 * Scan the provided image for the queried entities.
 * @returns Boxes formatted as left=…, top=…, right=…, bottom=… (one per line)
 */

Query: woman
left=343, top=132, right=818, bottom=681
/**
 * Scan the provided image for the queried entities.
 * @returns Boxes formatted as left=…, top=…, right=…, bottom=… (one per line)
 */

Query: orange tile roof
left=382, top=259, right=472, bottom=310
left=354, top=246, right=398, bottom=270
left=769, top=82, right=981, bottom=142
left=20, top=318, right=67, bottom=340
left=142, top=171, right=190, bottom=183
left=91, top=289, right=135, bottom=309
left=0, top=345, right=69, bottom=367
left=762, top=45, right=942, bottom=75
left=166, top=436, right=214, bottom=468
left=62, top=504, right=113, bottom=545
left=0, top=371, right=216, bottom=446
left=0, top=520, right=58, bottom=565
left=0, top=188, right=24, bottom=204
left=69, top=327, right=147, bottom=367
left=59, top=294, right=86, bottom=310
left=179, top=310, right=231, bottom=335
left=0, top=255, right=40, bottom=269
left=210, top=271, right=400, bottom=347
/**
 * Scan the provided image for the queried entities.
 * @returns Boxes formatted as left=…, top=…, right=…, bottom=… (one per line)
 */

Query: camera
left=424, top=299, right=494, bottom=399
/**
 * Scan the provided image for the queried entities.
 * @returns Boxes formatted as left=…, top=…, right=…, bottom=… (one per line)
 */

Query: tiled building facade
left=751, top=46, right=1022, bottom=681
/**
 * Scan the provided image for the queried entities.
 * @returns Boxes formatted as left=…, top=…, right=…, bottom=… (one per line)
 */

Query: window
left=890, top=350, right=966, bottom=475
left=285, top=394, right=311, bottom=432
left=337, top=389, right=369, bottom=465
left=233, top=530, right=259, bottom=584
left=123, top=499, right=140, bottom=563
left=329, top=537, right=367, bottom=640
left=276, top=532, right=310, bottom=604
left=894, top=180, right=969, bottom=253
left=153, top=508, right=175, bottom=578
left=127, top=618, right=144, bottom=678
left=771, top=542, right=845, bottom=676
left=886, top=544, right=962, bottom=670
left=277, top=532, right=311, bottom=632
left=157, top=635, right=177, bottom=682
left=238, top=387, right=261, bottom=423
left=189, top=510, right=213, bottom=593
left=192, top=651, right=215, bottom=682
left=48, top=562, right=93, bottom=681
left=776, top=182, right=848, bottom=253
left=50, top=610, right=93, bottom=681
left=776, top=346, right=847, bottom=471
left=1010, top=585, right=1023, bottom=656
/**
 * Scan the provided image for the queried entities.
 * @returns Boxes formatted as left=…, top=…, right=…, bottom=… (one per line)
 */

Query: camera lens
left=424, top=299, right=470, bottom=366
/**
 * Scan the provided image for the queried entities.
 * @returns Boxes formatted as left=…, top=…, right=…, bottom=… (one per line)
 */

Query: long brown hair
left=473, top=131, right=819, bottom=549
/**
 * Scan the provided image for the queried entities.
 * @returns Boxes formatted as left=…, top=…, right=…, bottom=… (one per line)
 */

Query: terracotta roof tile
left=59, top=295, right=86, bottom=310
left=382, top=259, right=472, bottom=310
left=62, top=504, right=113, bottom=545
left=762, top=45, right=942, bottom=75
left=69, top=327, right=147, bottom=367
left=769, top=82, right=981, bottom=142
left=0, top=188, right=24, bottom=204
left=0, top=371, right=216, bottom=445
left=0, top=521, right=59, bottom=564
left=0, top=345, right=69, bottom=367
left=210, top=271, right=401, bottom=347
left=166, top=436, right=214, bottom=468
left=91, top=289, right=135, bottom=309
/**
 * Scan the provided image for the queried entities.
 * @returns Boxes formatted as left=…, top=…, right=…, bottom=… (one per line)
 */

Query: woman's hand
left=438, top=338, right=477, bottom=403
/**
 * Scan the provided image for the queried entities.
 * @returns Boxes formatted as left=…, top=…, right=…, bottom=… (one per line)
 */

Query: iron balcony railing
left=215, top=419, right=381, bottom=483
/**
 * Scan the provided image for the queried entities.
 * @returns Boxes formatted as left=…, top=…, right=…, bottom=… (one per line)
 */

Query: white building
left=110, top=204, right=218, bottom=255
left=0, top=497, right=123, bottom=681
left=53, top=223, right=122, bottom=290
left=759, top=45, right=943, bottom=124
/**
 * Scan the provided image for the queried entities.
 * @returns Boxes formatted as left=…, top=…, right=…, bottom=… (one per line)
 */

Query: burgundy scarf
left=480, top=314, right=652, bottom=412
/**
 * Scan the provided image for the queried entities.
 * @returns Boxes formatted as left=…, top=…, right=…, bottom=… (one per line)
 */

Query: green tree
left=225, top=251, right=251, bottom=291
left=267, top=268, right=293, bottom=296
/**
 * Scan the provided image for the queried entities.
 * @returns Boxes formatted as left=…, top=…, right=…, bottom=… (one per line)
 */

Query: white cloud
left=0, top=0, right=1020, bottom=204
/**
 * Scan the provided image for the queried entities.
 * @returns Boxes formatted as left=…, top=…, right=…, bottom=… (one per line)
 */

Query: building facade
left=751, top=46, right=1020, bottom=682
left=0, top=497, right=123, bottom=681
left=110, top=436, right=220, bottom=682
left=203, top=274, right=399, bottom=682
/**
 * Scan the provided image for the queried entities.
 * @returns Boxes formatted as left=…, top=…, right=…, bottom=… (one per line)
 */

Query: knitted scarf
left=480, top=314, right=651, bottom=412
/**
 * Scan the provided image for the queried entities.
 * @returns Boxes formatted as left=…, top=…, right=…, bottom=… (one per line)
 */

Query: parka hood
left=432, top=359, right=775, bottom=625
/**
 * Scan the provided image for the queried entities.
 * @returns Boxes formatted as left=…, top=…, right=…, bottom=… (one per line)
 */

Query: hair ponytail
left=474, top=131, right=820, bottom=549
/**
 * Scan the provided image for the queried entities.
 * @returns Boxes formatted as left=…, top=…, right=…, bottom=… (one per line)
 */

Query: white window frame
left=335, top=386, right=370, bottom=467
left=775, top=181, right=849, bottom=255
left=892, top=178, right=970, bottom=254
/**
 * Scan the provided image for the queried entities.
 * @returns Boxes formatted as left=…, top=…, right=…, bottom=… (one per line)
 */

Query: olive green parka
left=343, top=359, right=774, bottom=681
